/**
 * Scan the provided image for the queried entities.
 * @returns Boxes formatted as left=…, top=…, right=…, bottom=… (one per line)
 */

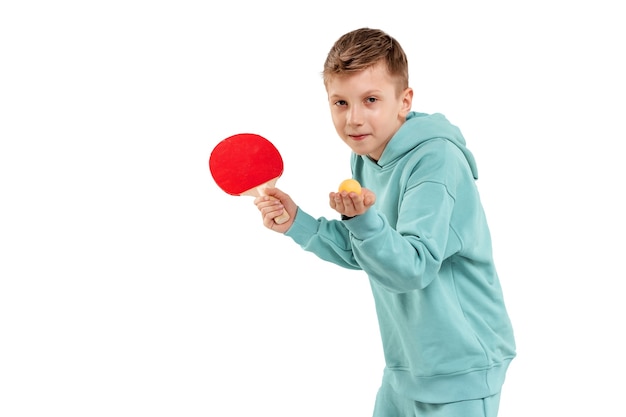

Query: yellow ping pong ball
left=338, top=178, right=362, bottom=194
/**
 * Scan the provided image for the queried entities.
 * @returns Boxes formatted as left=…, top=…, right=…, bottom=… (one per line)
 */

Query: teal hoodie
left=286, top=112, right=516, bottom=403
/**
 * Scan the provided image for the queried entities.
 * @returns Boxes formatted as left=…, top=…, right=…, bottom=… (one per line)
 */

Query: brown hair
left=323, top=28, right=409, bottom=93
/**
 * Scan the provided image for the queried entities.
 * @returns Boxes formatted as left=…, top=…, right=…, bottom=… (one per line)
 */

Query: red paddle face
left=209, top=133, right=284, bottom=196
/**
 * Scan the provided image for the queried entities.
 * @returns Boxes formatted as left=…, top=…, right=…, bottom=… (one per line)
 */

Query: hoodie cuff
left=284, top=207, right=319, bottom=245
left=342, top=208, right=384, bottom=240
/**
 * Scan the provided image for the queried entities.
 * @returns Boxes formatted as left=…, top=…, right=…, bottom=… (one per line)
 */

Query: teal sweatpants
left=372, top=380, right=501, bottom=417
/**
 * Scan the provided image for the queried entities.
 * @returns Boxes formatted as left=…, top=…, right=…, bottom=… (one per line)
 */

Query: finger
left=351, top=194, right=365, bottom=211
left=262, top=199, right=283, bottom=215
left=341, top=193, right=357, bottom=209
left=262, top=208, right=283, bottom=228
left=254, top=197, right=276, bottom=213
left=334, top=194, right=347, bottom=211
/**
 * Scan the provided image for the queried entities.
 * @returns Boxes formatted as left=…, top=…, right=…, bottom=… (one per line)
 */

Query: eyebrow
left=328, top=89, right=385, bottom=100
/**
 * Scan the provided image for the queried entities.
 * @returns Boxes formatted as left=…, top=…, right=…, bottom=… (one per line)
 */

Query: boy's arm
left=344, top=181, right=461, bottom=292
left=254, top=187, right=361, bottom=270
left=279, top=183, right=458, bottom=283
left=285, top=208, right=362, bottom=270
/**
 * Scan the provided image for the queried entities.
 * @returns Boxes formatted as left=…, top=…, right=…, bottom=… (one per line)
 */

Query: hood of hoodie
left=376, top=112, right=478, bottom=179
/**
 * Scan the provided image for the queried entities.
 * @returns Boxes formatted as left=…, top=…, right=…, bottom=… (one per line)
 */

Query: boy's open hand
left=329, top=188, right=376, bottom=218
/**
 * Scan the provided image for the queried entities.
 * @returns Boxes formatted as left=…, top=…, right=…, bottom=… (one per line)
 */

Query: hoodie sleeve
left=285, top=208, right=362, bottom=270
left=343, top=180, right=460, bottom=292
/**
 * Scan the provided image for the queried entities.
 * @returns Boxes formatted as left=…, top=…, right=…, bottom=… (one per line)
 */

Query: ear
left=399, top=87, right=413, bottom=117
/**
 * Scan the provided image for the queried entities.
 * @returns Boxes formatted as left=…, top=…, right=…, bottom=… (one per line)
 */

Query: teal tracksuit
left=285, top=112, right=516, bottom=405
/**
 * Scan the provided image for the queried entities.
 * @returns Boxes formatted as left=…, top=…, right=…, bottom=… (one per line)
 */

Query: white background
left=1, top=1, right=625, bottom=416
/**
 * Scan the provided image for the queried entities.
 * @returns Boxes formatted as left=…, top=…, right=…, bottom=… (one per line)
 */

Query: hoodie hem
left=384, top=358, right=513, bottom=404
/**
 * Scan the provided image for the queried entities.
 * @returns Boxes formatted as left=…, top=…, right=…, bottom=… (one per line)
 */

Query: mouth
left=348, top=133, right=369, bottom=141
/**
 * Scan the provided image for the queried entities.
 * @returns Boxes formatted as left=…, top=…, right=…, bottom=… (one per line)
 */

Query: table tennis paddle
left=209, top=133, right=290, bottom=224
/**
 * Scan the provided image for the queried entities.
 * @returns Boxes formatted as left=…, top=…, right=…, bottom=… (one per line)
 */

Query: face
left=326, top=61, right=413, bottom=161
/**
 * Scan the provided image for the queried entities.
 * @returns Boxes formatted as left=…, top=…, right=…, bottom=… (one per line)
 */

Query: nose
left=347, top=105, right=364, bottom=126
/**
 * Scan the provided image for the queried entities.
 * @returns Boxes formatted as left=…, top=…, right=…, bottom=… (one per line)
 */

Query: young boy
left=254, top=28, right=516, bottom=417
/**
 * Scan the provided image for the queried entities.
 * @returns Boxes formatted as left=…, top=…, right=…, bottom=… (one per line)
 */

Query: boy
left=254, top=28, right=515, bottom=417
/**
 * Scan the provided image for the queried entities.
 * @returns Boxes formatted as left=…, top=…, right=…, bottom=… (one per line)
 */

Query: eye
left=365, top=97, right=377, bottom=103
left=334, top=100, right=347, bottom=107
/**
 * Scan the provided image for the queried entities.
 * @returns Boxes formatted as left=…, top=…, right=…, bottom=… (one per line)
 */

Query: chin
left=346, top=144, right=368, bottom=155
